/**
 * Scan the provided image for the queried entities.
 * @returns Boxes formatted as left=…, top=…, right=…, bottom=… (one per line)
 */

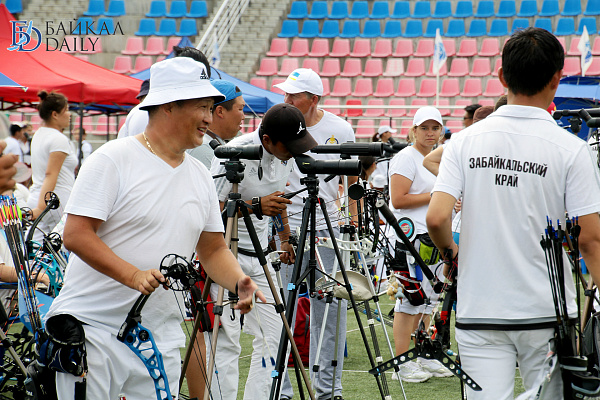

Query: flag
left=433, top=29, right=447, bottom=74
left=210, top=34, right=221, bottom=69
left=578, top=25, right=593, bottom=76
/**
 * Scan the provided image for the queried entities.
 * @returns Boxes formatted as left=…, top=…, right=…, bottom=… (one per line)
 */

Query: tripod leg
left=329, top=295, right=342, bottom=400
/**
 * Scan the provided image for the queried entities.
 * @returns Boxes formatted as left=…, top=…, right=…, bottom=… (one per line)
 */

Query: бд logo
left=8, top=20, right=42, bottom=52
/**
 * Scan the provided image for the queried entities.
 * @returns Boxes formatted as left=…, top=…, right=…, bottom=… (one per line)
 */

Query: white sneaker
left=391, top=361, right=432, bottom=383
left=418, top=358, right=454, bottom=378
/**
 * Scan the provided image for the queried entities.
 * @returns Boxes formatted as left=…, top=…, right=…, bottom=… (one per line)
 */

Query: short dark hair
left=9, top=124, right=21, bottom=136
left=37, top=91, right=68, bottom=122
left=359, top=155, right=376, bottom=181
left=464, top=104, right=482, bottom=119
left=173, top=46, right=211, bottom=78
left=502, top=27, right=564, bottom=96
left=213, top=86, right=242, bottom=112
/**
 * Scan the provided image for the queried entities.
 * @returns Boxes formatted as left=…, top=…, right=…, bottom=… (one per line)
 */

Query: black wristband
left=252, top=196, right=263, bottom=220
left=235, top=281, right=239, bottom=296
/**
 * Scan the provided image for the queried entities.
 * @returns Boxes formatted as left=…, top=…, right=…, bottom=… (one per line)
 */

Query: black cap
left=260, top=104, right=317, bottom=155
left=136, top=79, right=150, bottom=99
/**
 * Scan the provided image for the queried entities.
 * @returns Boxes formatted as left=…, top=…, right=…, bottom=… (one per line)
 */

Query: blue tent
left=554, top=76, right=600, bottom=139
left=0, top=71, right=26, bottom=90
left=130, top=38, right=283, bottom=114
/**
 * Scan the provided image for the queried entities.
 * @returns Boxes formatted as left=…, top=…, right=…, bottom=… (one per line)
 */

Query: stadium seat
left=440, top=79, right=460, bottom=97
left=426, top=59, right=447, bottom=76
left=330, top=39, right=351, bottom=57
left=279, top=20, right=299, bottom=38
left=534, top=18, right=553, bottom=32
left=340, top=20, right=360, bottom=38
left=157, top=19, right=177, bottom=36
left=165, top=37, right=181, bottom=54
left=355, top=119, right=375, bottom=138
left=518, top=0, right=538, bottom=17
left=433, top=1, right=452, bottom=18
left=250, top=77, right=267, bottom=90
left=361, top=21, right=382, bottom=38
left=323, top=58, right=342, bottom=77
left=424, top=20, right=444, bottom=38
left=511, top=18, right=529, bottom=34
left=391, top=1, right=410, bottom=18
left=400, top=119, right=413, bottom=137
left=488, top=20, right=508, bottom=37
left=267, top=38, right=289, bottom=57
left=82, top=36, right=102, bottom=53
left=365, top=99, right=386, bottom=117
left=561, top=0, right=581, bottom=16
left=383, top=59, right=404, bottom=77
left=321, top=78, right=331, bottom=96
left=364, top=59, right=384, bottom=77
left=452, top=99, right=471, bottom=117
left=123, top=37, right=144, bottom=55
left=444, top=39, right=456, bottom=56
left=555, top=18, right=575, bottom=36
left=166, top=1, right=187, bottom=17
left=417, top=79, right=437, bottom=97
left=59, top=35, right=78, bottom=53
left=323, top=99, right=343, bottom=116
left=436, top=98, right=451, bottom=116
left=370, top=1, right=390, bottom=18
left=329, top=1, right=349, bottom=19
left=475, top=0, right=495, bottom=17
left=309, top=39, right=330, bottom=57
left=5, top=0, right=22, bottom=13
left=585, top=59, right=600, bottom=75
left=593, top=37, right=600, bottom=55
left=387, top=99, right=406, bottom=117
left=256, top=58, right=278, bottom=76
left=288, top=38, right=308, bottom=57
left=453, top=0, right=474, bottom=18
left=187, top=1, right=208, bottom=18
left=350, top=39, right=371, bottom=57
left=146, top=0, right=167, bottom=17
left=567, top=38, right=581, bottom=56
left=556, top=37, right=566, bottom=53
left=288, top=1, right=308, bottom=18
left=467, top=19, right=487, bottom=37
left=308, top=1, right=328, bottom=19
left=395, top=78, right=416, bottom=97
left=404, top=58, right=426, bottom=77
left=408, top=99, right=428, bottom=117
left=299, top=20, right=320, bottom=38
left=177, top=19, right=197, bottom=36
left=479, top=38, right=500, bottom=56
left=270, top=78, right=286, bottom=94
left=403, top=20, right=423, bottom=38
left=349, top=1, right=369, bottom=18
left=278, top=58, right=299, bottom=76
left=113, top=56, right=132, bottom=74
left=446, top=120, right=463, bottom=133
left=496, top=0, right=516, bottom=17
left=352, top=79, right=373, bottom=97
left=492, top=58, right=502, bottom=76
left=320, top=20, right=340, bottom=38
left=577, top=18, right=597, bottom=35
left=457, top=39, right=478, bottom=57
left=372, top=39, right=393, bottom=57
left=302, top=58, right=321, bottom=74
left=471, top=58, right=491, bottom=76
left=412, top=1, right=431, bottom=18
left=562, top=57, right=581, bottom=76
left=96, top=17, right=115, bottom=35
left=382, top=21, right=402, bottom=38
left=331, top=78, right=352, bottom=97
left=132, top=56, right=153, bottom=74
left=84, top=0, right=104, bottom=16
left=414, top=39, right=434, bottom=57
left=446, top=20, right=466, bottom=37
left=448, top=58, right=469, bottom=77
left=105, top=0, right=126, bottom=16
left=539, top=0, right=559, bottom=16
left=483, top=79, right=505, bottom=97
left=394, top=39, right=413, bottom=57
left=479, top=99, right=495, bottom=107
left=585, top=0, right=600, bottom=15
left=461, top=79, right=483, bottom=97
left=73, top=17, right=95, bottom=35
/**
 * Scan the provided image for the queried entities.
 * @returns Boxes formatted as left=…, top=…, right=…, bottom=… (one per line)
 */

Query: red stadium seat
left=414, top=39, right=435, bottom=57
left=340, top=58, right=361, bottom=77
left=440, top=78, right=460, bottom=97
left=323, top=98, right=343, bottom=116
left=330, top=38, right=351, bottom=57
left=355, top=119, right=375, bottom=139
left=372, top=39, right=393, bottom=57
left=443, top=39, right=456, bottom=57
left=365, top=99, right=385, bottom=117
left=483, top=78, right=505, bottom=97
left=82, top=36, right=102, bottom=53
left=562, top=57, right=581, bottom=76
left=479, top=99, right=494, bottom=107
left=408, top=99, right=428, bottom=117
left=479, top=38, right=500, bottom=56
left=122, top=37, right=144, bottom=55
left=256, top=58, right=278, bottom=76
left=448, top=58, right=469, bottom=77
left=302, top=58, right=321, bottom=74
left=393, top=39, right=413, bottom=57
left=457, top=38, right=478, bottom=57
left=289, top=38, right=309, bottom=57
left=417, top=79, right=437, bottom=97
left=567, top=37, right=581, bottom=56
left=461, top=78, right=483, bottom=97
left=331, top=78, right=352, bottom=97
left=266, top=38, right=289, bottom=57
left=373, top=78, right=394, bottom=97
left=278, top=58, right=299, bottom=76
left=383, top=59, right=404, bottom=77
left=586, top=58, right=600, bottom=75
left=446, top=119, right=463, bottom=133
left=322, top=58, right=342, bottom=77
left=321, top=78, right=331, bottom=96
left=364, top=59, right=384, bottom=77
left=593, top=37, right=600, bottom=56
left=471, top=58, right=491, bottom=77
left=350, top=39, right=371, bottom=57
left=271, top=78, right=286, bottom=94
left=112, top=56, right=132, bottom=74
left=250, top=77, right=267, bottom=90
left=143, top=37, right=165, bottom=55
left=309, top=38, right=330, bottom=57
left=404, top=58, right=426, bottom=77
left=346, top=99, right=363, bottom=117
left=435, top=98, right=451, bottom=116
left=352, top=78, right=373, bottom=97
left=426, top=59, right=447, bottom=76
left=395, top=78, right=416, bottom=97
left=452, top=99, right=471, bottom=117
left=400, top=119, right=413, bottom=138
left=387, top=99, right=406, bottom=117
left=492, top=58, right=502, bottom=76
left=165, top=37, right=181, bottom=55
left=132, top=56, right=153, bottom=73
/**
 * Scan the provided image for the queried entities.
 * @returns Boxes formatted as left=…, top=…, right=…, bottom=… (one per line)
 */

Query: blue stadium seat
left=467, top=19, right=487, bottom=37
left=96, top=17, right=115, bottom=34
left=424, top=20, right=443, bottom=37
left=361, top=20, right=382, bottom=37
left=453, top=0, right=473, bottom=17
left=146, top=1, right=166, bottom=17
left=511, top=18, right=529, bottom=34
left=319, top=20, right=340, bottom=38
left=349, top=1, right=369, bottom=18
left=475, top=0, right=495, bottom=17
left=177, top=19, right=197, bottom=36
left=577, top=17, right=597, bottom=35
left=517, top=0, right=537, bottom=17
left=187, top=1, right=208, bottom=18
left=391, top=1, right=410, bottom=18
left=83, top=0, right=104, bottom=16
left=561, top=0, right=581, bottom=16
left=555, top=18, right=575, bottom=35
left=157, top=19, right=177, bottom=36
left=432, top=1, right=452, bottom=18
left=534, top=18, right=553, bottom=32
left=445, top=20, right=466, bottom=37
left=539, top=0, right=559, bottom=16
left=135, top=19, right=156, bottom=36
left=403, top=20, right=423, bottom=38
left=329, top=2, right=349, bottom=19
left=6, top=0, right=22, bottom=13
left=279, top=20, right=299, bottom=37
left=340, top=20, right=361, bottom=37
left=166, top=1, right=187, bottom=17
left=288, top=1, right=308, bottom=18
left=299, top=20, right=320, bottom=38
left=488, top=19, right=508, bottom=36
left=370, top=1, right=390, bottom=18
left=412, top=2, right=431, bottom=18
left=308, top=1, right=328, bottom=19
left=496, top=0, right=516, bottom=17
left=584, top=0, right=600, bottom=16
left=382, top=20, right=402, bottom=37
left=73, top=17, right=95, bottom=34
left=105, top=0, right=126, bottom=16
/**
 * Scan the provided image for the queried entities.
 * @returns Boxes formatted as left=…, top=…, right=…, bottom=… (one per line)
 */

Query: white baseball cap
left=377, top=125, right=397, bottom=135
left=274, top=68, right=324, bottom=96
left=413, top=106, right=443, bottom=127
left=139, top=57, right=225, bottom=110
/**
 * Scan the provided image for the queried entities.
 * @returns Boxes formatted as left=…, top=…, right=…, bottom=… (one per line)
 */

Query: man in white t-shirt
left=5, top=124, right=24, bottom=162
left=427, top=28, right=600, bottom=399
left=208, top=103, right=316, bottom=399
left=48, top=57, right=264, bottom=400
left=274, top=68, right=357, bottom=400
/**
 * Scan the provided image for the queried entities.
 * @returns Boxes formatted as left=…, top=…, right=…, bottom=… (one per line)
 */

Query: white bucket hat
left=274, top=68, right=324, bottom=96
left=139, top=57, right=225, bottom=110
left=413, top=106, right=443, bottom=127
left=377, top=125, right=397, bottom=135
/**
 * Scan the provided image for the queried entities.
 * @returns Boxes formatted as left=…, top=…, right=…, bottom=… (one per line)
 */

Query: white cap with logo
left=412, top=106, right=443, bottom=127
left=274, top=68, right=324, bottom=96
left=377, top=125, right=397, bottom=135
